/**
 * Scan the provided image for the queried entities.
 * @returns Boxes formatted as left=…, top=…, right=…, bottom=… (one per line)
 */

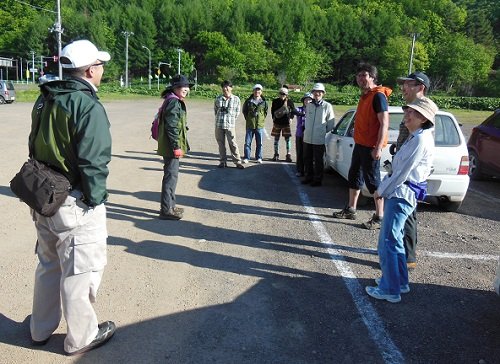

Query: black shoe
left=159, top=209, right=183, bottom=220
left=235, top=163, right=245, bottom=169
left=310, top=181, right=322, bottom=187
left=285, top=154, right=292, bottom=162
left=218, top=162, right=227, bottom=168
left=272, top=154, right=279, bottom=161
left=32, top=337, right=51, bottom=346
left=301, top=179, right=313, bottom=184
left=66, top=321, right=116, bottom=356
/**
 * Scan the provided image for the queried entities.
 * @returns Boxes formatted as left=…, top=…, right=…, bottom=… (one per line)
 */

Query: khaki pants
left=30, top=191, right=107, bottom=354
left=215, top=127, right=242, bottom=164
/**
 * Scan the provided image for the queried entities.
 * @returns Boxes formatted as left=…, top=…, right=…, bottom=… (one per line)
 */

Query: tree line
left=1, top=0, right=498, bottom=96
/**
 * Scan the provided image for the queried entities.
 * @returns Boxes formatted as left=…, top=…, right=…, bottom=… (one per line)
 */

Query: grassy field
left=11, top=85, right=492, bottom=127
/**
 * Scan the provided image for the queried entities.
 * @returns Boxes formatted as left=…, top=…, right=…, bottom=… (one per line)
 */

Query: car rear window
left=6, top=81, right=14, bottom=90
left=434, top=115, right=461, bottom=146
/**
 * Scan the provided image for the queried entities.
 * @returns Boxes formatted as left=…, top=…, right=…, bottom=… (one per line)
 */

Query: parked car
left=0, top=80, right=16, bottom=104
left=325, top=106, right=470, bottom=212
left=467, top=109, right=500, bottom=180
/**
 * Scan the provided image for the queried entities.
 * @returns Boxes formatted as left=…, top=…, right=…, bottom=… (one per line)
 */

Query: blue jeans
left=377, top=197, right=413, bottom=295
left=244, top=128, right=263, bottom=160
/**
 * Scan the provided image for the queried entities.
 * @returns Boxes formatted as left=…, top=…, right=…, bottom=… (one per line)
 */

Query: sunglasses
left=279, top=92, right=287, bottom=96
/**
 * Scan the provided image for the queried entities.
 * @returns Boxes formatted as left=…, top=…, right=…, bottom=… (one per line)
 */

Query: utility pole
left=142, top=46, right=152, bottom=90
left=55, top=0, right=62, bottom=79
left=122, top=31, right=134, bottom=88
left=31, top=51, right=35, bottom=84
left=176, top=48, right=182, bottom=75
left=408, top=33, right=419, bottom=75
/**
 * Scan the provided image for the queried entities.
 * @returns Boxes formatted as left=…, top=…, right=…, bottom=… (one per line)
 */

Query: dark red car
left=467, top=109, right=500, bottom=180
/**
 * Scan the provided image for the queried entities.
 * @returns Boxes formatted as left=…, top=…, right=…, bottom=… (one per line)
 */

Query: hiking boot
left=332, top=206, right=357, bottom=220
left=407, top=262, right=417, bottom=270
left=365, top=286, right=401, bottom=303
left=363, top=214, right=382, bottom=230
left=272, top=154, right=279, bottom=161
left=285, top=154, right=292, bottom=162
left=66, top=321, right=116, bottom=355
left=375, top=277, right=410, bottom=294
left=159, top=209, right=183, bottom=220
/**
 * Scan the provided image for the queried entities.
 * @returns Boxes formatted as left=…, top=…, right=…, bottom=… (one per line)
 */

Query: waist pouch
left=10, top=159, right=72, bottom=217
left=404, top=180, right=427, bottom=201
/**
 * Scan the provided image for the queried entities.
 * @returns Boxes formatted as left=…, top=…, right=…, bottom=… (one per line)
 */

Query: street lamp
left=122, top=31, right=134, bottom=88
left=176, top=48, right=183, bottom=75
left=157, top=61, right=171, bottom=91
left=142, top=46, right=151, bottom=90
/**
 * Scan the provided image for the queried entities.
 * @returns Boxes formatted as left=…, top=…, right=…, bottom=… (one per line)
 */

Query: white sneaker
left=375, top=277, right=410, bottom=294
left=365, top=286, right=401, bottom=303
left=257, top=159, right=262, bottom=164
left=242, top=159, right=249, bottom=164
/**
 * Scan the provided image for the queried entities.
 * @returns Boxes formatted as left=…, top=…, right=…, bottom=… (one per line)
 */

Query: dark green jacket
left=30, top=77, right=112, bottom=206
left=242, top=95, right=268, bottom=129
left=157, top=93, right=188, bottom=157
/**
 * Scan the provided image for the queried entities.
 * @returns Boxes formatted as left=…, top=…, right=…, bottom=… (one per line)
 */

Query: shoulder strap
left=29, top=99, right=46, bottom=158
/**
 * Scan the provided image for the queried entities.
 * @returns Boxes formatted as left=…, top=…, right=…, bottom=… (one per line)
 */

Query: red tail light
left=458, top=156, right=469, bottom=175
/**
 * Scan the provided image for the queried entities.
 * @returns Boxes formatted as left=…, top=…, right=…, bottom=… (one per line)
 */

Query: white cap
left=60, top=40, right=111, bottom=69
left=253, top=84, right=263, bottom=90
left=279, top=87, right=289, bottom=95
left=311, top=83, right=326, bottom=93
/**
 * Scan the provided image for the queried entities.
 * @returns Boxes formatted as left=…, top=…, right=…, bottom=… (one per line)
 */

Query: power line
left=10, top=0, right=56, bottom=13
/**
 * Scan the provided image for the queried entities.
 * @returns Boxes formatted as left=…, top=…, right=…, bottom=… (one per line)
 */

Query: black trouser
left=303, top=142, right=325, bottom=182
left=403, top=208, right=418, bottom=263
left=161, top=157, right=179, bottom=213
left=295, top=136, right=304, bottom=174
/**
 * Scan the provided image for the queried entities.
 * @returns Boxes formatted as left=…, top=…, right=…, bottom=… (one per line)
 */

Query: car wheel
left=468, top=150, right=483, bottom=180
left=439, top=198, right=462, bottom=212
left=0, top=96, right=5, bottom=105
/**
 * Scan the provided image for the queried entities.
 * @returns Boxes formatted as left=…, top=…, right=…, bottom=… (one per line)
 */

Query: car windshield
left=333, top=111, right=355, bottom=136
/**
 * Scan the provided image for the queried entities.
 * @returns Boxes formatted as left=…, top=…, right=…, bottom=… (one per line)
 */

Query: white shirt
left=377, top=128, right=435, bottom=207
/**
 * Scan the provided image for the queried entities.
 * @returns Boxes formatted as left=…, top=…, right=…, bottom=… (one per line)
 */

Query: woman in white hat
left=366, top=97, right=438, bottom=303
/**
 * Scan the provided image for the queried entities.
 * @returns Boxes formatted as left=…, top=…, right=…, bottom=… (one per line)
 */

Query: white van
left=325, top=106, right=470, bottom=212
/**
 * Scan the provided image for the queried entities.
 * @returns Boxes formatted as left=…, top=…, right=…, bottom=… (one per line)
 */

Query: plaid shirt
left=214, top=94, right=241, bottom=129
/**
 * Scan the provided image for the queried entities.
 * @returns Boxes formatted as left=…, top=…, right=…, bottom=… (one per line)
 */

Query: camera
left=219, top=106, right=228, bottom=113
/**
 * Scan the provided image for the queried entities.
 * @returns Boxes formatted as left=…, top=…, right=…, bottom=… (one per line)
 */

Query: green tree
left=280, top=32, right=325, bottom=86
left=379, top=36, right=429, bottom=86
left=430, top=34, right=495, bottom=95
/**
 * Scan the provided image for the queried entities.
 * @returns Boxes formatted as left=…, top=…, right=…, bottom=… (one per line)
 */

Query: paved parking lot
left=1, top=99, right=499, bottom=363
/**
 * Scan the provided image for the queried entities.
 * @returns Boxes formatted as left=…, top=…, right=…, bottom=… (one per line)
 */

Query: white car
left=325, top=106, right=470, bottom=212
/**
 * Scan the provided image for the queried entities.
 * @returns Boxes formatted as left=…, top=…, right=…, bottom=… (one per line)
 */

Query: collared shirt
left=377, top=128, right=435, bottom=208
left=214, top=94, right=241, bottom=129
